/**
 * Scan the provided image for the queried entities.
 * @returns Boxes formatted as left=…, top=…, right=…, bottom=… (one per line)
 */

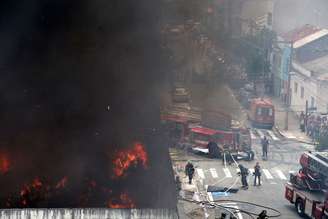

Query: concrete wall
left=290, top=72, right=318, bottom=114
left=317, top=82, right=328, bottom=114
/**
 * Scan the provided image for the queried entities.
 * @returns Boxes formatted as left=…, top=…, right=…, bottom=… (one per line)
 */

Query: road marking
left=276, top=169, right=287, bottom=180
left=210, top=168, right=218, bottom=178
left=196, top=168, right=205, bottom=179
left=236, top=168, right=240, bottom=174
left=249, top=168, right=254, bottom=175
left=267, top=130, right=279, bottom=141
left=223, top=168, right=232, bottom=178
left=281, top=131, right=297, bottom=139
left=263, top=169, right=273, bottom=179
left=207, top=192, right=214, bottom=202
left=193, top=192, right=200, bottom=202
left=235, top=205, right=243, bottom=219
left=250, top=130, right=257, bottom=140
left=257, top=129, right=265, bottom=139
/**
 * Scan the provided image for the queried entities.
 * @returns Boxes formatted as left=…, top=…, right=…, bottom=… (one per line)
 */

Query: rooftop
left=282, top=24, right=321, bottom=43
left=294, top=29, right=328, bottom=49
left=252, top=98, right=273, bottom=106
left=302, top=55, right=328, bottom=80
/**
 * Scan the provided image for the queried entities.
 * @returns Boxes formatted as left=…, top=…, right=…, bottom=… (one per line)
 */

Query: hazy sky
left=273, top=0, right=328, bottom=34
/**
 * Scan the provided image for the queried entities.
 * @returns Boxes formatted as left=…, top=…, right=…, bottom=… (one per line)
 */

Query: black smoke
left=0, top=0, right=176, bottom=208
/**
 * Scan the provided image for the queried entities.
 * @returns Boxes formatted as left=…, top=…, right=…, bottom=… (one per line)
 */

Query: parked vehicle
left=248, top=98, right=275, bottom=129
left=189, top=125, right=253, bottom=161
left=285, top=151, right=328, bottom=218
left=161, top=104, right=253, bottom=160
left=285, top=183, right=328, bottom=218
left=160, top=103, right=201, bottom=146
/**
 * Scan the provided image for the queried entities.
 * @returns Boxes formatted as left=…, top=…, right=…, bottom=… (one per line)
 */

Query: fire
left=0, top=153, right=10, bottom=174
left=108, top=192, right=136, bottom=208
left=112, top=142, right=148, bottom=178
left=32, top=177, right=43, bottom=189
left=14, top=176, right=70, bottom=207
left=55, top=176, right=68, bottom=189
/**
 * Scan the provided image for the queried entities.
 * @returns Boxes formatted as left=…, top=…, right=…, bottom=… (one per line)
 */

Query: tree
left=234, top=28, right=276, bottom=82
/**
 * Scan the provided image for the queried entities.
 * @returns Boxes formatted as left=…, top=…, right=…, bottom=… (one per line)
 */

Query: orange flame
left=55, top=176, right=68, bottom=189
left=108, top=192, right=136, bottom=208
left=112, top=142, right=148, bottom=178
left=0, top=153, right=10, bottom=174
left=32, top=177, right=43, bottom=189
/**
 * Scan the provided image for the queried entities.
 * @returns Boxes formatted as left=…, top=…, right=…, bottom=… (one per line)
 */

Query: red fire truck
left=285, top=152, right=328, bottom=218
left=248, top=98, right=275, bottom=129
left=160, top=104, right=201, bottom=146
left=189, top=124, right=253, bottom=160
left=161, top=104, right=253, bottom=160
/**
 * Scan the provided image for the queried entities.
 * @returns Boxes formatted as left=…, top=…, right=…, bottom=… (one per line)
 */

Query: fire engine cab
left=189, top=124, right=253, bottom=160
left=285, top=151, right=328, bottom=218
left=248, top=98, right=275, bottom=129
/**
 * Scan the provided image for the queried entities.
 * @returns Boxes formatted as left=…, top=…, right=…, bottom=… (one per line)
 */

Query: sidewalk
left=270, top=96, right=312, bottom=144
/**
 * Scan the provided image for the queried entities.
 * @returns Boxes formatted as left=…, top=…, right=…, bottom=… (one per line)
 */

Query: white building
left=289, top=29, right=328, bottom=115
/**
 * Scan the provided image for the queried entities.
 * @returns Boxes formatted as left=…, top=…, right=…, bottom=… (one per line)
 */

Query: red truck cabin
left=249, top=98, right=275, bottom=129
left=190, top=126, right=234, bottom=148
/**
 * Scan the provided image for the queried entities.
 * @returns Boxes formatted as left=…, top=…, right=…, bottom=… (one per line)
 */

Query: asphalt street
left=167, top=84, right=315, bottom=219
left=172, top=128, right=314, bottom=219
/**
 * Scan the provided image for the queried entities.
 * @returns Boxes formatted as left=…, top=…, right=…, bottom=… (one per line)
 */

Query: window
left=257, top=108, right=262, bottom=115
left=301, top=87, right=304, bottom=99
left=294, top=82, right=298, bottom=93
left=257, top=107, right=273, bottom=116
left=311, top=97, right=315, bottom=108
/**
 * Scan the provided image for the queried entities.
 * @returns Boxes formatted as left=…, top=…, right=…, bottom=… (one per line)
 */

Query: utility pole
left=305, top=100, right=308, bottom=131
left=284, top=42, right=293, bottom=130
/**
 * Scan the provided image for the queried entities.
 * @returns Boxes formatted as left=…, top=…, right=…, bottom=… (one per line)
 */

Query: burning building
left=0, top=0, right=177, bottom=215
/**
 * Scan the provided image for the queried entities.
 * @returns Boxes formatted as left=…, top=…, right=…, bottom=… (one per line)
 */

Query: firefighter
left=254, top=162, right=261, bottom=186
left=261, top=136, right=269, bottom=159
left=185, top=161, right=195, bottom=184
left=238, top=164, right=249, bottom=189
left=257, top=210, right=268, bottom=219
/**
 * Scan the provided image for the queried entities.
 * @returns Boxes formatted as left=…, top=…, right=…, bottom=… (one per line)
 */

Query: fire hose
left=190, top=153, right=281, bottom=218
left=179, top=197, right=281, bottom=218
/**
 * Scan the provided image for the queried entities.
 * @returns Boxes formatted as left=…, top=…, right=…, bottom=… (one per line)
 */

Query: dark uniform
left=254, top=162, right=261, bottom=186
left=261, top=136, right=269, bottom=159
left=185, top=162, right=195, bottom=184
left=238, top=164, right=249, bottom=189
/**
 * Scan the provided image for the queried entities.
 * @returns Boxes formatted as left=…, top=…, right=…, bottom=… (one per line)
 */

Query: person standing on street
left=254, top=162, right=261, bottom=186
left=238, top=164, right=249, bottom=189
left=185, top=161, right=195, bottom=184
left=261, top=136, right=269, bottom=159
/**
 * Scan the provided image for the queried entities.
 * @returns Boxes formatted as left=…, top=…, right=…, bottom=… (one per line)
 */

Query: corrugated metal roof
left=0, top=209, right=178, bottom=219
left=294, top=29, right=328, bottom=49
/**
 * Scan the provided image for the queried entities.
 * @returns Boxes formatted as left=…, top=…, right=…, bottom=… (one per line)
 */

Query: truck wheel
left=295, top=198, right=305, bottom=217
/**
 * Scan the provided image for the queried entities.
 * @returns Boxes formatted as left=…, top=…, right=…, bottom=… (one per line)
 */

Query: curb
left=274, top=126, right=313, bottom=144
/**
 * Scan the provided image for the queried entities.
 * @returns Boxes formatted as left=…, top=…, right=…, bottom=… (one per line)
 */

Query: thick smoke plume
left=0, top=0, right=176, bottom=208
